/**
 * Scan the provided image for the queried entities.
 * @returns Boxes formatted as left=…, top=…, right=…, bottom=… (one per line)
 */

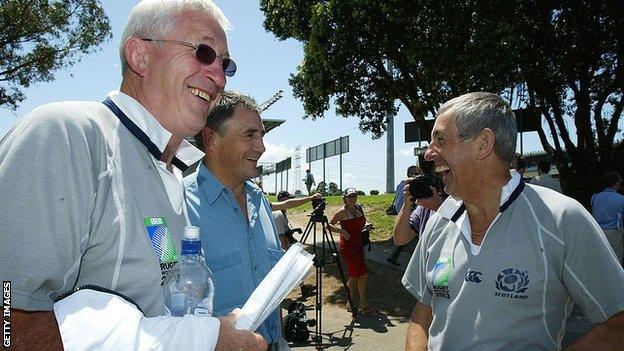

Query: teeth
left=189, top=87, right=210, bottom=102
left=245, top=157, right=258, bottom=161
left=435, top=165, right=450, bottom=173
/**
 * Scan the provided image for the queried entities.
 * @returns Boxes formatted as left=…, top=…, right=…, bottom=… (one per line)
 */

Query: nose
left=256, top=137, right=266, bottom=155
left=424, top=143, right=437, bottom=161
left=202, top=62, right=226, bottom=92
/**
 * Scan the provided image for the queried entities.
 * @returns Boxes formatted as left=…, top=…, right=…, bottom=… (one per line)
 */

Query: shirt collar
left=196, top=162, right=264, bottom=204
left=438, top=170, right=523, bottom=222
left=107, top=90, right=204, bottom=167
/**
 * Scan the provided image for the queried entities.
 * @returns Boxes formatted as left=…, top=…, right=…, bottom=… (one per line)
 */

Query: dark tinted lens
left=195, top=44, right=216, bottom=65
left=223, top=58, right=237, bottom=77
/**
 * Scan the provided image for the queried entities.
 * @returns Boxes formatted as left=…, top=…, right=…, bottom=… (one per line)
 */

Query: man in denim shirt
left=591, top=171, right=624, bottom=264
left=185, top=91, right=288, bottom=349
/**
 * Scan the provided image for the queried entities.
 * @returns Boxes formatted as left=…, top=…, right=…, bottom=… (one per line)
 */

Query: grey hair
left=436, top=92, right=517, bottom=162
left=119, top=0, right=231, bottom=75
left=194, top=91, right=261, bottom=150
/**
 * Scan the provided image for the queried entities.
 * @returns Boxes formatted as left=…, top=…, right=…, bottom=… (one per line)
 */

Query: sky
left=0, top=1, right=547, bottom=194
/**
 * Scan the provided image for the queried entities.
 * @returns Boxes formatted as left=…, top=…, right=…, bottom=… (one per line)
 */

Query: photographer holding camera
left=393, top=174, right=444, bottom=250
left=328, top=187, right=375, bottom=314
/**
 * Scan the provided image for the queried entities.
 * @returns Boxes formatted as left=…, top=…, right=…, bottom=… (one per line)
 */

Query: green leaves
left=0, top=0, right=112, bottom=110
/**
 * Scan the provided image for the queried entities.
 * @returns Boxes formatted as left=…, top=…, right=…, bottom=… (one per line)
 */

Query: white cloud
left=259, top=142, right=294, bottom=163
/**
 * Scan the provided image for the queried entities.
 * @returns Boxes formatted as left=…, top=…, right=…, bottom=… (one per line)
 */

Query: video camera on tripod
left=311, top=197, right=327, bottom=215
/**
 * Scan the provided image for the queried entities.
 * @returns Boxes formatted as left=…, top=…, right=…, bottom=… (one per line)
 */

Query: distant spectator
left=591, top=171, right=624, bottom=264
left=328, top=187, right=374, bottom=314
left=512, top=154, right=526, bottom=180
left=530, top=160, right=562, bottom=193
left=303, top=169, right=316, bottom=195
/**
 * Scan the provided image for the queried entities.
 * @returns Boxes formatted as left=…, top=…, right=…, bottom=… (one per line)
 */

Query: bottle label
left=144, top=217, right=180, bottom=285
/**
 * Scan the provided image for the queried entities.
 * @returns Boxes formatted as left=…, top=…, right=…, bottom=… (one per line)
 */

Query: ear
left=475, top=128, right=495, bottom=160
left=200, top=127, right=219, bottom=152
left=124, top=37, right=150, bottom=77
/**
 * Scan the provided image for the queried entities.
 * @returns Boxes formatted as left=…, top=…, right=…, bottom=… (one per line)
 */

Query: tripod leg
left=321, top=217, right=358, bottom=318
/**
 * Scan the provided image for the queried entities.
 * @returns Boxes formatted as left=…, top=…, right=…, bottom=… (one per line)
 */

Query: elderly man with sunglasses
left=0, top=1, right=267, bottom=350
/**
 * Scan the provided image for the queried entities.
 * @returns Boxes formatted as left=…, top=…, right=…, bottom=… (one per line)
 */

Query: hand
left=216, top=309, right=267, bottom=351
left=415, top=187, right=442, bottom=211
left=403, top=177, right=415, bottom=205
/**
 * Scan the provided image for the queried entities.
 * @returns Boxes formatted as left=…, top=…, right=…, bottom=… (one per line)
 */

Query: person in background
left=303, top=169, right=316, bottom=195
left=185, top=91, right=289, bottom=350
left=403, top=92, right=624, bottom=350
left=387, top=165, right=421, bottom=266
left=591, top=171, right=624, bottom=264
left=0, top=1, right=267, bottom=350
left=329, top=187, right=374, bottom=314
left=531, top=159, right=562, bottom=193
left=272, top=191, right=320, bottom=250
left=512, top=153, right=527, bottom=181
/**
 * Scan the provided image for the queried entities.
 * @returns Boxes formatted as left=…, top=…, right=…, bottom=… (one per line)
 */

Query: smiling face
left=209, top=107, right=266, bottom=187
left=424, top=111, right=480, bottom=199
left=140, top=11, right=229, bottom=140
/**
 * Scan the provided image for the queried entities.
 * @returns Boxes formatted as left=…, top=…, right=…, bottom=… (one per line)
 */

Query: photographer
left=272, top=191, right=320, bottom=249
left=328, top=187, right=374, bottom=314
left=393, top=180, right=443, bottom=248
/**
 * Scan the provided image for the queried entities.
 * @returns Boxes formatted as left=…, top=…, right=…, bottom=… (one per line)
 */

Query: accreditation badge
left=144, top=217, right=180, bottom=285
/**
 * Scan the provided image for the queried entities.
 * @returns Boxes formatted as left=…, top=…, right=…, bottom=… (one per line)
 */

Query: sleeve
left=559, top=202, right=624, bottom=324
left=394, top=181, right=405, bottom=210
left=409, top=207, right=423, bottom=233
left=0, top=105, right=107, bottom=310
left=402, top=213, right=440, bottom=306
left=54, top=289, right=220, bottom=351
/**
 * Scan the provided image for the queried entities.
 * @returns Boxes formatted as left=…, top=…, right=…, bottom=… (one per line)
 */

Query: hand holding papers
left=235, top=243, right=314, bottom=331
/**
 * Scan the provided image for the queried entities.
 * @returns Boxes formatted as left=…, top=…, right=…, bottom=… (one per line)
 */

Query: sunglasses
left=141, top=38, right=237, bottom=77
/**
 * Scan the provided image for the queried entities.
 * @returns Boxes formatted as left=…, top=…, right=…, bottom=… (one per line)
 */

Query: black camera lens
left=408, top=175, right=442, bottom=199
left=409, top=176, right=433, bottom=198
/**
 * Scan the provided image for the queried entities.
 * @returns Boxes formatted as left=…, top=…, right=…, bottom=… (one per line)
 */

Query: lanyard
left=102, top=98, right=192, bottom=225
left=102, top=98, right=189, bottom=172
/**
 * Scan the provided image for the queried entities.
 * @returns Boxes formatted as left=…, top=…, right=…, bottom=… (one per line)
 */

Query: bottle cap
left=184, top=226, right=200, bottom=240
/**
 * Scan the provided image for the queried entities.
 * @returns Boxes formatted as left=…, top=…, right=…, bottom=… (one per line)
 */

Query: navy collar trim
left=102, top=98, right=189, bottom=172
left=449, top=181, right=525, bottom=222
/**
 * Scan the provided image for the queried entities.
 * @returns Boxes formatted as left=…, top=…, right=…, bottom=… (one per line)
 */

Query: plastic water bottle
left=164, top=226, right=215, bottom=317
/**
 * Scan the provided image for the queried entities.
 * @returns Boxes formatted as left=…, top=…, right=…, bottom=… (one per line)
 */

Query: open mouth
left=188, top=86, right=211, bottom=102
left=244, top=156, right=259, bottom=163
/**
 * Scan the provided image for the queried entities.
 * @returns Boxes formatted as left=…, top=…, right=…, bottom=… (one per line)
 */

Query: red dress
left=339, top=214, right=368, bottom=277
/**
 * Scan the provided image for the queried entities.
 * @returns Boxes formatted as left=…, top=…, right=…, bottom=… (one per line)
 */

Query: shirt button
left=253, top=265, right=257, bottom=271
left=233, top=207, right=238, bottom=212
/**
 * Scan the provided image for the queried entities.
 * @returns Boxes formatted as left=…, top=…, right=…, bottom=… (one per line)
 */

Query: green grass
left=267, top=194, right=397, bottom=242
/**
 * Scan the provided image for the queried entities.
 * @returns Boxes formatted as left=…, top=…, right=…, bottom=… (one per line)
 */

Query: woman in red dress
left=329, top=187, right=373, bottom=313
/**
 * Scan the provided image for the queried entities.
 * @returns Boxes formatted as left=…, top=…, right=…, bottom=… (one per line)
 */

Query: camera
left=409, top=174, right=443, bottom=199
left=282, top=301, right=317, bottom=343
left=311, top=197, right=327, bottom=212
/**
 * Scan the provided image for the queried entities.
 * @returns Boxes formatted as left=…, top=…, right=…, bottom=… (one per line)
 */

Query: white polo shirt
left=403, top=172, right=624, bottom=350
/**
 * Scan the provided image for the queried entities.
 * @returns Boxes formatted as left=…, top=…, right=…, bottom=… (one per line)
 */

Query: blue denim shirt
left=591, top=188, right=624, bottom=230
left=184, top=163, right=284, bottom=343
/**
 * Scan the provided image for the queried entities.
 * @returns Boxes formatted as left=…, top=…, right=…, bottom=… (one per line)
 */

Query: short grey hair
left=437, top=92, right=517, bottom=162
left=194, top=91, right=261, bottom=150
left=120, top=0, right=231, bottom=75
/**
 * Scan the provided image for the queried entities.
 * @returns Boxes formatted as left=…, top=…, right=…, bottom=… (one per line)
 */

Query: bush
left=356, top=190, right=366, bottom=196
left=370, top=190, right=380, bottom=195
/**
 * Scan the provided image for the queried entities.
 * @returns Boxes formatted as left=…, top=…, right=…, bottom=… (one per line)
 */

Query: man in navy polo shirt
left=591, top=171, right=624, bottom=264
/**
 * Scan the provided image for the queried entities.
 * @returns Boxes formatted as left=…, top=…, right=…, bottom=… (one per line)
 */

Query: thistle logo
left=432, top=257, right=452, bottom=299
left=465, top=270, right=482, bottom=283
left=494, top=268, right=530, bottom=299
